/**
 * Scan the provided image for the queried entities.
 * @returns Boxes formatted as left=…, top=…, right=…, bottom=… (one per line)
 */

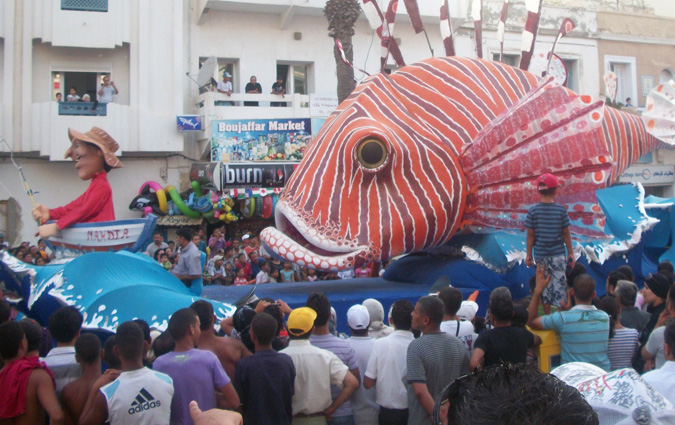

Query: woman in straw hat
left=32, top=127, right=123, bottom=238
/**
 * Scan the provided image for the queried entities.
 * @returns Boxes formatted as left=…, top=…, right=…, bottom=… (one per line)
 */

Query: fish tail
left=603, top=107, right=661, bottom=183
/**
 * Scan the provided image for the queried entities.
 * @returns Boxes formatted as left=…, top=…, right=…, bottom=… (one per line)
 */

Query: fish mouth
left=260, top=201, right=371, bottom=271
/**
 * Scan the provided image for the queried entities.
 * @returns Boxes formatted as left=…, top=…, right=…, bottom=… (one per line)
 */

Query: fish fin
left=643, top=80, right=675, bottom=144
left=460, top=79, right=612, bottom=237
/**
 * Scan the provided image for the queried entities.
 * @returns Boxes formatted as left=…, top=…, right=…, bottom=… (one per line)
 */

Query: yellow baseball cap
left=287, top=307, right=317, bottom=336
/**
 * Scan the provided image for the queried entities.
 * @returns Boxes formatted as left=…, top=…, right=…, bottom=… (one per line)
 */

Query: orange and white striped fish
left=261, top=56, right=663, bottom=271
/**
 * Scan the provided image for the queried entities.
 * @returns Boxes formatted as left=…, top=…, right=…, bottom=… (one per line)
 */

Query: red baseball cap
left=536, top=173, right=559, bottom=189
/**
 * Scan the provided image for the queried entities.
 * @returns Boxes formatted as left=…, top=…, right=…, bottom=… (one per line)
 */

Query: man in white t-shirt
left=217, top=72, right=233, bottom=95
left=346, top=305, right=379, bottom=424
left=98, top=76, right=119, bottom=103
left=364, top=300, right=415, bottom=425
left=79, top=321, right=174, bottom=425
left=642, top=323, right=675, bottom=405
left=438, top=287, right=478, bottom=353
left=216, top=72, right=234, bottom=106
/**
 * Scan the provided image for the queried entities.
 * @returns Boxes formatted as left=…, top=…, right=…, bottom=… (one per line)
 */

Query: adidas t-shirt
left=100, top=367, right=174, bottom=425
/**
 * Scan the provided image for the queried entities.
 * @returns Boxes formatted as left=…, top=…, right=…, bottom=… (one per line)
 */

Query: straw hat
left=65, top=127, right=123, bottom=169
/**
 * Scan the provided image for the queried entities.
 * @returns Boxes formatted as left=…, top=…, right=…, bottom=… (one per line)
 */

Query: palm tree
left=324, top=0, right=361, bottom=104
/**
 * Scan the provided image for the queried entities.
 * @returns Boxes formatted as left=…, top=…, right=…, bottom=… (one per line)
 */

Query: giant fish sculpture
left=261, top=57, right=664, bottom=271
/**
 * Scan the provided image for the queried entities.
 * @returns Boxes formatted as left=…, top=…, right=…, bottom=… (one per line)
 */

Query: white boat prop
left=44, top=214, right=157, bottom=259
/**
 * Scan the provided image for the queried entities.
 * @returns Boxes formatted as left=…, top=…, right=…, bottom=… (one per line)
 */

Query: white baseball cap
left=457, top=300, right=479, bottom=321
left=347, top=305, right=370, bottom=330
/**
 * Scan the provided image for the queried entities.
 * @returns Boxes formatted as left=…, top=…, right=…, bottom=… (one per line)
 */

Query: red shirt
left=49, top=172, right=115, bottom=230
left=0, top=356, right=55, bottom=419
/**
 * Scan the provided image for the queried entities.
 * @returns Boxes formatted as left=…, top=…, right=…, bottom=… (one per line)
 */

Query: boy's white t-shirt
left=440, top=319, right=478, bottom=352
left=100, top=367, right=174, bottom=425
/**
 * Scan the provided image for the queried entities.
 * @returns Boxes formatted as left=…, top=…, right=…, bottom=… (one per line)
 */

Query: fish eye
left=356, top=138, right=388, bottom=170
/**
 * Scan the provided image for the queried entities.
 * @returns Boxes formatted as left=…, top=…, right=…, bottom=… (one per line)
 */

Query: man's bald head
left=572, top=274, right=596, bottom=303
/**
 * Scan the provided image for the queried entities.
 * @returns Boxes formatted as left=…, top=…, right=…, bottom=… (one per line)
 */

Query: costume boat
left=44, top=214, right=157, bottom=259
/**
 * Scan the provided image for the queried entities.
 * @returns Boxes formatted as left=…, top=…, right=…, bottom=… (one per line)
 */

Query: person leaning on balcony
left=32, top=127, right=123, bottom=238
left=244, top=75, right=262, bottom=107
left=215, top=72, right=234, bottom=106
left=98, top=75, right=118, bottom=103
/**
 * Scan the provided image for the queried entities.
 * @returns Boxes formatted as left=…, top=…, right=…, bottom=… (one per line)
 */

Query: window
left=562, top=59, right=578, bottom=92
left=53, top=71, right=112, bottom=101
left=53, top=70, right=109, bottom=115
left=604, top=55, right=637, bottom=106
left=61, top=0, right=108, bottom=12
left=492, top=53, right=520, bottom=68
left=276, top=63, right=312, bottom=95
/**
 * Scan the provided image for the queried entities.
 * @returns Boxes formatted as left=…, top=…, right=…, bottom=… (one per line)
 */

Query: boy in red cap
left=525, top=173, right=575, bottom=313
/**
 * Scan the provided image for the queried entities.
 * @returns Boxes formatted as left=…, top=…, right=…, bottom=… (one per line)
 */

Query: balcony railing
left=61, top=0, right=108, bottom=12
left=58, top=101, right=108, bottom=116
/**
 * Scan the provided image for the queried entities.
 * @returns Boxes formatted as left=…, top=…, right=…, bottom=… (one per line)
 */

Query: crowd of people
left=143, top=227, right=384, bottom=291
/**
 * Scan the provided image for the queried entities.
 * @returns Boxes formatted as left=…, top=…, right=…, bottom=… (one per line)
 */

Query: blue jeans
left=328, top=415, right=355, bottom=425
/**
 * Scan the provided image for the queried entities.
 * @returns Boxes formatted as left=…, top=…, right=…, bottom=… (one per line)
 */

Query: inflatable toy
left=139, top=181, right=168, bottom=213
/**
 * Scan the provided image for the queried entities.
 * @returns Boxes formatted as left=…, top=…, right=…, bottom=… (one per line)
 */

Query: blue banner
left=211, top=118, right=311, bottom=162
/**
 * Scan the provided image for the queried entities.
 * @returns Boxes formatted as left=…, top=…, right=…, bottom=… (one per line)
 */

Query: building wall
left=597, top=39, right=675, bottom=106
left=597, top=11, right=675, bottom=106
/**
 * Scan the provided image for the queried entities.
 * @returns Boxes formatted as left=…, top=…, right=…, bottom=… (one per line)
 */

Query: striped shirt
left=541, top=304, right=611, bottom=371
left=407, top=333, right=469, bottom=425
left=310, top=334, right=358, bottom=418
left=608, top=327, right=639, bottom=370
left=524, top=202, right=570, bottom=258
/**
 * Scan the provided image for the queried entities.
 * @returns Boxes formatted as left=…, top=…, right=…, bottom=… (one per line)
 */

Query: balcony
left=194, top=91, right=311, bottom=154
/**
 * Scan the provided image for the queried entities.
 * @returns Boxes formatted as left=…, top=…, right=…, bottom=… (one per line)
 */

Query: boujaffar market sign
left=190, top=162, right=298, bottom=191
left=618, top=165, right=675, bottom=185
left=211, top=118, right=311, bottom=162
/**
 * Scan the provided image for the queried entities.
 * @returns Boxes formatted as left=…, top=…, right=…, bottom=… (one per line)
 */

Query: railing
left=61, top=0, right=108, bottom=12
left=195, top=92, right=310, bottom=109
left=58, top=102, right=107, bottom=116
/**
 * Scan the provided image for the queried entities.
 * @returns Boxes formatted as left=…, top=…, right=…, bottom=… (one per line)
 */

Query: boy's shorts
left=536, top=255, right=567, bottom=307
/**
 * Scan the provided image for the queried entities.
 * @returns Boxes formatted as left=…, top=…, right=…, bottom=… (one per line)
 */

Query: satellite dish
left=197, top=57, right=218, bottom=87
left=186, top=57, right=218, bottom=89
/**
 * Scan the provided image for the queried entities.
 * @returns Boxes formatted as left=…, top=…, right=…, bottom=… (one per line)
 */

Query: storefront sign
left=157, top=215, right=204, bottom=226
left=190, top=162, right=298, bottom=190
left=211, top=118, right=311, bottom=162
left=177, top=115, right=203, bottom=131
left=618, top=165, right=675, bottom=185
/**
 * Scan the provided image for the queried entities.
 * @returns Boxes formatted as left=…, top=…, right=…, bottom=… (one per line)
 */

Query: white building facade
left=0, top=0, right=668, bottom=245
